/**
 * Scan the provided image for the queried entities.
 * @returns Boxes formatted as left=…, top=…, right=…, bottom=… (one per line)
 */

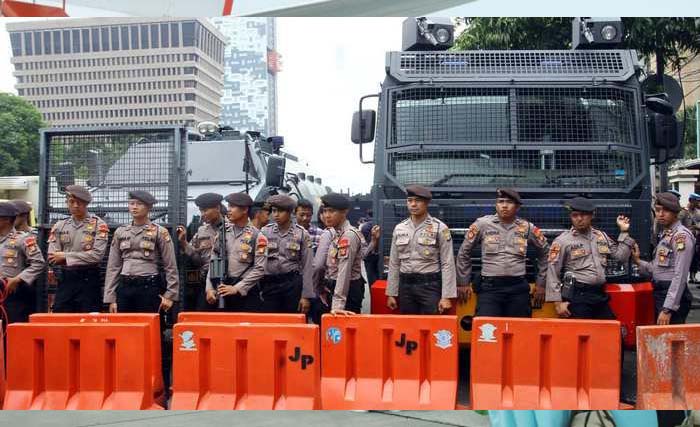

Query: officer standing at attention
left=322, top=193, right=366, bottom=315
left=546, top=197, right=634, bottom=319
left=0, top=202, right=46, bottom=323
left=205, top=192, right=267, bottom=311
left=259, top=195, right=314, bottom=314
left=103, top=191, right=179, bottom=314
left=11, top=200, right=36, bottom=235
left=456, top=188, right=549, bottom=317
left=385, top=185, right=456, bottom=314
left=631, top=192, right=694, bottom=325
left=48, top=185, right=109, bottom=313
left=177, top=192, right=224, bottom=311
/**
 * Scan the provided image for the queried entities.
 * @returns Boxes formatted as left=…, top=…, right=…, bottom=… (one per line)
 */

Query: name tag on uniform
left=571, top=248, right=587, bottom=259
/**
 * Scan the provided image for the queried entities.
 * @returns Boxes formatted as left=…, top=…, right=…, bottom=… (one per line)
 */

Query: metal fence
left=37, top=126, right=188, bottom=312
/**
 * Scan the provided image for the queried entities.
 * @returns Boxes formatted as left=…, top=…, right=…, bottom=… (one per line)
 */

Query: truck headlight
left=601, top=25, right=617, bottom=41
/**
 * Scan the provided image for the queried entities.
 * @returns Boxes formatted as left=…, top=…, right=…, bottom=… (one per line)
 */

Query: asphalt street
left=249, top=0, right=476, bottom=16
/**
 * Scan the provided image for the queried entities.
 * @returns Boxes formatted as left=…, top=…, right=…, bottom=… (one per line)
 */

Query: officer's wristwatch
left=661, top=308, right=673, bottom=315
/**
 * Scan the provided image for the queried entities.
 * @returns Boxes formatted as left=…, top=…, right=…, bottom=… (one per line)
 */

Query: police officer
left=456, top=189, right=549, bottom=317
left=11, top=200, right=36, bottom=235
left=0, top=202, right=46, bottom=323
left=48, top=185, right=109, bottom=313
left=250, top=201, right=271, bottom=230
left=103, top=191, right=179, bottom=314
left=546, top=197, right=634, bottom=319
left=386, top=185, right=456, bottom=314
left=631, top=192, right=694, bottom=325
left=205, top=192, right=267, bottom=312
left=177, top=192, right=224, bottom=311
left=259, top=195, right=313, bottom=314
left=321, top=193, right=366, bottom=315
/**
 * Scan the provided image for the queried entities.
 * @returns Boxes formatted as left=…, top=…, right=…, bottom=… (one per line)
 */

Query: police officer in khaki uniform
left=177, top=192, right=224, bottom=311
left=456, top=188, right=549, bottom=318
left=386, top=185, right=456, bottom=314
left=205, top=192, right=267, bottom=312
left=48, top=185, right=109, bottom=313
left=632, top=192, right=694, bottom=325
left=259, top=195, right=314, bottom=314
left=11, top=200, right=36, bottom=235
left=250, top=201, right=271, bottom=230
left=546, top=197, right=634, bottom=319
left=103, top=191, right=179, bottom=314
left=0, top=202, right=46, bottom=323
left=321, top=193, right=365, bottom=315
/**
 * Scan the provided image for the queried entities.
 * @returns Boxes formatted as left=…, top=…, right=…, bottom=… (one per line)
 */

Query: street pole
left=696, top=100, right=699, bottom=159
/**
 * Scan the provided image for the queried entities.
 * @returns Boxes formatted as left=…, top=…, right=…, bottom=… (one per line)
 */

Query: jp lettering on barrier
left=321, top=314, right=458, bottom=410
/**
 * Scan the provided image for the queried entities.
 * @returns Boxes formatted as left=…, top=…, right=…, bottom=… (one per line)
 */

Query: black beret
left=225, top=192, right=253, bottom=208
left=194, top=192, right=223, bottom=209
left=566, top=197, right=595, bottom=213
left=321, top=193, right=350, bottom=210
left=251, top=201, right=271, bottom=213
left=0, top=202, right=17, bottom=218
left=65, top=185, right=92, bottom=203
left=655, top=192, right=682, bottom=213
left=668, top=190, right=682, bottom=199
left=267, top=194, right=297, bottom=212
left=128, top=190, right=157, bottom=206
left=497, top=188, right=522, bottom=205
left=405, top=185, right=432, bottom=200
left=11, top=200, right=32, bottom=215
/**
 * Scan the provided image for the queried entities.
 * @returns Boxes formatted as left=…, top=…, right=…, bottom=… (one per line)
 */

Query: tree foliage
left=0, top=92, right=44, bottom=176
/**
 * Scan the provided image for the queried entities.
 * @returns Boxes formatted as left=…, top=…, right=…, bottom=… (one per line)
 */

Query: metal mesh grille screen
left=388, top=86, right=641, bottom=190
left=397, top=51, right=628, bottom=77
left=379, top=200, right=646, bottom=280
left=42, top=129, right=184, bottom=227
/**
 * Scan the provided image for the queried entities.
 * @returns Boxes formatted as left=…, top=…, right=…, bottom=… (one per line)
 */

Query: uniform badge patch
left=441, top=228, right=452, bottom=242
left=675, top=234, right=687, bottom=251
left=160, top=228, right=171, bottom=242
left=467, top=224, right=478, bottom=241
left=548, top=242, right=561, bottom=262
left=256, top=234, right=268, bottom=255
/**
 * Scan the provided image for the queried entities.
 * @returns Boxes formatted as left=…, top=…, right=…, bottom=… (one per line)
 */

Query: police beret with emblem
left=251, top=201, right=271, bottom=213
left=128, top=190, right=157, bottom=206
left=194, top=192, right=223, bottom=209
left=566, top=197, right=595, bottom=213
left=267, top=194, right=297, bottom=212
left=65, top=185, right=93, bottom=203
left=655, top=192, right=682, bottom=213
left=0, top=202, right=18, bottom=217
left=225, top=192, right=254, bottom=208
left=668, top=190, right=682, bottom=199
left=321, top=193, right=350, bottom=210
left=405, top=185, right=432, bottom=201
left=11, top=200, right=32, bottom=214
left=497, top=188, right=522, bottom=205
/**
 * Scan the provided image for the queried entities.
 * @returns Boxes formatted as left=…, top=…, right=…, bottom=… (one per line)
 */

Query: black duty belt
left=481, top=275, right=526, bottom=285
left=399, top=272, right=441, bottom=284
left=652, top=280, right=672, bottom=291
left=261, top=270, right=300, bottom=286
left=120, top=274, right=161, bottom=287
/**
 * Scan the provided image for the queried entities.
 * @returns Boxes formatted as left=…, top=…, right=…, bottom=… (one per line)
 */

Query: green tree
left=454, top=18, right=700, bottom=84
left=0, top=92, right=44, bottom=176
left=683, top=102, right=698, bottom=159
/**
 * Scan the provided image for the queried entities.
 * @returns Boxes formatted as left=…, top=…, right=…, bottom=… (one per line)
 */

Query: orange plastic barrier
left=0, top=321, right=5, bottom=408
left=636, top=324, right=700, bottom=409
left=321, top=314, right=458, bottom=410
left=29, top=313, right=164, bottom=406
left=170, top=322, right=320, bottom=410
left=470, top=317, right=621, bottom=409
left=3, top=322, right=162, bottom=410
left=177, top=312, right=305, bottom=324
left=605, top=282, right=655, bottom=349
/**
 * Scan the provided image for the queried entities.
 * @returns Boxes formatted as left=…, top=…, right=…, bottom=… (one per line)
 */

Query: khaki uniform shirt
left=205, top=221, right=267, bottom=296
left=638, top=221, right=695, bottom=311
left=546, top=227, right=634, bottom=302
left=0, top=228, right=46, bottom=285
left=456, top=215, right=549, bottom=288
left=103, top=222, right=179, bottom=303
left=386, top=215, right=457, bottom=299
left=261, top=222, right=314, bottom=298
left=48, top=214, right=108, bottom=268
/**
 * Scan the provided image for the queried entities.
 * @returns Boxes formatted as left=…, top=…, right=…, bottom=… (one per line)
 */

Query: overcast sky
left=0, top=17, right=404, bottom=194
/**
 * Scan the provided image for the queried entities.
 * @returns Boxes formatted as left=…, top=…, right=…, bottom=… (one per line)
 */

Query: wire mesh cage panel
left=37, top=126, right=188, bottom=312
left=386, top=86, right=643, bottom=193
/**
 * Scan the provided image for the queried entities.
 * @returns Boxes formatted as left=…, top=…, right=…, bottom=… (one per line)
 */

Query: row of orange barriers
left=1, top=314, right=698, bottom=410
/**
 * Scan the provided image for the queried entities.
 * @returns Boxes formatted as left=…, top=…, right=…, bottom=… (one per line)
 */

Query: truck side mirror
left=55, top=161, right=75, bottom=193
left=647, top=111, right=682, bottom=159
left=265, top=155, right=286, bottom=188
left=646, top=97, right=674, bottom=115
left=351, top=110, right=376, bottom=144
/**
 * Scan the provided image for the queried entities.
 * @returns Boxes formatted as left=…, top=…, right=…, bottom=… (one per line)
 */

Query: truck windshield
left=389, top=86, right=641, bottom=190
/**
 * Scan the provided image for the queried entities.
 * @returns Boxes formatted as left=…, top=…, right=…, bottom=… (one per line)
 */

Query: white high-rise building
left=210, top=17, right=279, bottom=136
